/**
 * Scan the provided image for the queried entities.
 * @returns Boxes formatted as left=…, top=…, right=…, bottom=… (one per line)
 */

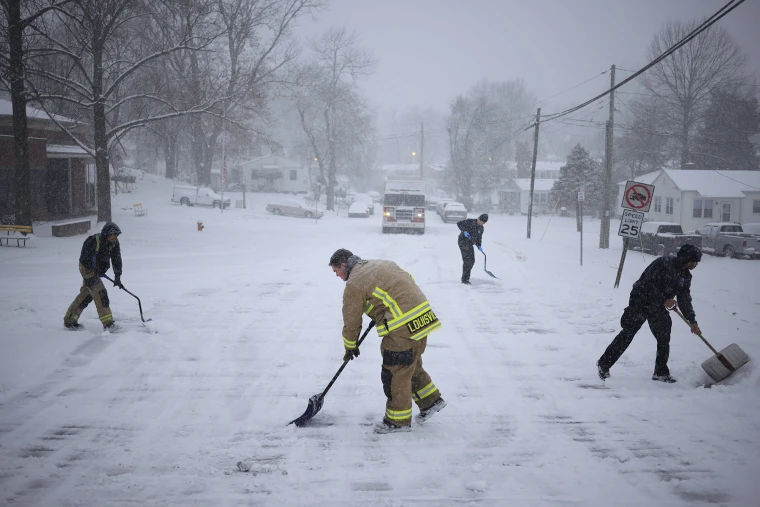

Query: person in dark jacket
left=456, top=214, right=488, bottom=284
left=63, top=222, right=124, bottom=330
left=597, top=244, right=703, bottom=383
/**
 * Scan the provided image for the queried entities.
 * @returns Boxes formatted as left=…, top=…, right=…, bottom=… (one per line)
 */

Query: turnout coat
left=340, top=260, right=441, bottom=349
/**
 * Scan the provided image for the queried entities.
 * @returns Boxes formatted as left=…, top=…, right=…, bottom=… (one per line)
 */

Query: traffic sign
left=621, top=180, right=655, bottom=212
left=618, top=209, right=644, bottom=239
left=577, top=189, right=585, bottom=201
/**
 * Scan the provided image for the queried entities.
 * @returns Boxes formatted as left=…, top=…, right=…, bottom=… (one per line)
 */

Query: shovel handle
left=672, top=307, right=735, bottom=372
left=319, top=320, right=376, bottom=400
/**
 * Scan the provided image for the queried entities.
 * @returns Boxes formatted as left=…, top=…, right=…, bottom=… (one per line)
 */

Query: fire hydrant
left=197, top=221, right=204, bottom=231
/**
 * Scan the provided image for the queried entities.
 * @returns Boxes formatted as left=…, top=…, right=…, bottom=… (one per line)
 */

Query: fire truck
left=382, top=180, right=426, bottom=234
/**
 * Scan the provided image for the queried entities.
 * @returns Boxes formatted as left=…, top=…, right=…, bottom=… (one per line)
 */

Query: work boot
left=461, top=280, right=471, bottom=285
left=373, top=419, right=411, bottom=434
left=103, top=321, right=122, bottom=333
left=597, top=360, right=610, bottom=380
left=64, top=322, right=83, bottom=330
left=652, top=374, right=676, bottom=383
left=64, top=311, right=81, bottom=329
left=417, top=398, right=446, bottom=423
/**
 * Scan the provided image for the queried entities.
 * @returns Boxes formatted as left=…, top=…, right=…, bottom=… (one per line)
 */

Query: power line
left=536, top=69, right=608, bottom=106
left=537, top=0, right=746, bottom=125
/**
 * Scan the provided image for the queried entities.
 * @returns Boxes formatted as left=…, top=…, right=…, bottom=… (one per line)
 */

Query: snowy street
left=1, top=177, right=759, bottom=506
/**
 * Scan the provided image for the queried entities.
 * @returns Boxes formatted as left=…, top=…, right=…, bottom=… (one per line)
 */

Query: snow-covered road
left=1, top=177, right=758, bottom=506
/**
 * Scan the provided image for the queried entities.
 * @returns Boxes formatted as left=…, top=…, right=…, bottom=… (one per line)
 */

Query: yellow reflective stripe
left=409, top=320, right=442, bottom=341
left=385, top=407, right=412, bottom=421
left=372, top=288, right=402, bottom=318
left=363, top=300, right=374, bottom=315
left=343, top=336, right=357, bottom=349
left=385, top=301, right=432, bottom=332
left=413, top=382, right=438, bottom=401
left=99, top=314, right=113, bottom=322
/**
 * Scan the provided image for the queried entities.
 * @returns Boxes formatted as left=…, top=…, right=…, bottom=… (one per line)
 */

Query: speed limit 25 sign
left=621, top=180, right=655, bottom=212
left=618, top=209, right=645, bottom=239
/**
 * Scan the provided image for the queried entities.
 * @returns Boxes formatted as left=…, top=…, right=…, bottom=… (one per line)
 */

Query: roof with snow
left=0, top=98, right=77, bottom=123
left=620, top=169, right=760, bottom=197
left=515, top=178, right=557, bottom=192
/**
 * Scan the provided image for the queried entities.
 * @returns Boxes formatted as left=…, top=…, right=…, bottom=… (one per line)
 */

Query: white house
left=229, top=155, right=309, bottom=194
left=616, top=169, right=760, bottom=231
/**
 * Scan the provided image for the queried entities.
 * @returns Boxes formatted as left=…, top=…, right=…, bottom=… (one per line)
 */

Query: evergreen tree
left=692, top=89, right=760, bottom=170
left=550, top=144, right=602, bottom=211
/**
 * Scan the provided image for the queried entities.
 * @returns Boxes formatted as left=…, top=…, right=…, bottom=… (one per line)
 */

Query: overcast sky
left=297, top=0, right=760, bottom=114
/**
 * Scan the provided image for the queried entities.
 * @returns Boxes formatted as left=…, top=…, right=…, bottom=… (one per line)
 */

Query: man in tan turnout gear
left=329, top=248, right=446, bottom=434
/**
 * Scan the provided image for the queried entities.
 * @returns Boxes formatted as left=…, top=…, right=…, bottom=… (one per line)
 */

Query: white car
left=266, top=200, right=323, bottom=219
left=348, top=200, right=372, bottom=218
left=442, top=202, right=468, bottom=223
left=742, top=223, right=760, bottom=235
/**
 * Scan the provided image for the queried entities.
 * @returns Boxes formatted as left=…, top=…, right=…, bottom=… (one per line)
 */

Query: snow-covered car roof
left=270, top=199, right=306, bottom=207
left=349, top=201, right=370, bottom=212
left=445, top=202, right=466, bottom=211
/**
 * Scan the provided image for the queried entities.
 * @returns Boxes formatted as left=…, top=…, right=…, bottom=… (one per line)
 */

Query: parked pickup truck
left=629, top=221, right=702, bottom=257
left=172, top=184, right=230, bottom=209
left=696, top=223, right=757, bottom=259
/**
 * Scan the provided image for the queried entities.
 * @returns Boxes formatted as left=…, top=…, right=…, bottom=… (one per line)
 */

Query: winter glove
left=113, top=276, right=123, bottom=289
left=343, top=347, right=360, bottom=361
left=463, top=231, right=471, bottom=239
left=477, top=245, right=483, bottom=252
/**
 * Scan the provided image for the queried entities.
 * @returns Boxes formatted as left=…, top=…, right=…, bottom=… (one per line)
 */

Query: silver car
left=266, top=199, right=324, bottom=219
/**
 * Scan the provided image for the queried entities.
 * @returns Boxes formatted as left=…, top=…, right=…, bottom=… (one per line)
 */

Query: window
left=654, top=196, right=661, bottom=213
left=754, top=200, right=760, bottom=214
left=536, top=193, right=547, bottom=204
left=693, top=199, right=702, bottom=218
left=289, top=169, right=297, bottom=181
left=704, top=199, right=713, bottom=218
left=665, top=197, right=674, bottom=215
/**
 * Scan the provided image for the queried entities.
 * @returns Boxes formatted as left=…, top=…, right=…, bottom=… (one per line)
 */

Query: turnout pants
left=64, top=263, right=114, bottom=327
left=598, top=304, right=672, bottom=376
left=458, top=237, right=475, bottom=283
left=380, top=334, right=441, bottom=427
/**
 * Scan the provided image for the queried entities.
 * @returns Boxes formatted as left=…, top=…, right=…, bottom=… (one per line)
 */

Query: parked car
left=351, top=193, right=374, bottom=215
left=435, top=199, right=455, bottom=217
left=172, top=184, right=230, bottom=208
left=697, top=223, right=757, bottom=259
left=629, top=221, right=702, bottom=257
left=442, top=202, right=468, bottom=223
left=348, top=200, right=372, bottom=218
left=741, top=223, right=760, bottom=235
left=266, top=199, right=323, bottom=219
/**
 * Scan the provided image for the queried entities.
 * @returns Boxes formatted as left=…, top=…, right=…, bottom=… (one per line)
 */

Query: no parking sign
left=621, top=181, right=655, bottom=212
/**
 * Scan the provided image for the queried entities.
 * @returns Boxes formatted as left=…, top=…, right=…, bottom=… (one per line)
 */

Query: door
left=720, top=202, right=731, bottom=222
left=45, top=159, right=70, bottom=217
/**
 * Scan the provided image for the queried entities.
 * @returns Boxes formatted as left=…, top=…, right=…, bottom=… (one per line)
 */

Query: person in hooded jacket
left=597, top=243, right=703, bottom=383
left=64, top=222, right=124, bottom=330
left=456, top=213, right=488, bottom=284
left=329, top=248, right=446, bottom=434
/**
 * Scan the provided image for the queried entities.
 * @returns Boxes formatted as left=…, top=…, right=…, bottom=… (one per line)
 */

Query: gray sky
left=297, top=0, right=760, bottom=113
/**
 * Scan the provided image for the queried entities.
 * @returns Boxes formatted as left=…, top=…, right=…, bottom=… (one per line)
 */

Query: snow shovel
left=103, top=275, right=153, bottom=324
left=288, top=320, right=376, bottom=427
left=673, top=307, right=749, bottom=382
left=480, top=249, right=499, bottom=279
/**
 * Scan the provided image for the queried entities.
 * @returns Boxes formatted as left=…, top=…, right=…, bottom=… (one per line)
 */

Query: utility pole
left=527, top=108, right=541, bottom=239
left=600, top=64, right=615, bottom=249
left=420, top=121, right=424, bottom=179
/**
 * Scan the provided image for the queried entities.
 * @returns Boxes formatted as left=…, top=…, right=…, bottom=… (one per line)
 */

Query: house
left=0, top=99, right=95, bottom=222
left=616, top=169, right=760, bottom=231
left=227, top=155, right=309, bottom=193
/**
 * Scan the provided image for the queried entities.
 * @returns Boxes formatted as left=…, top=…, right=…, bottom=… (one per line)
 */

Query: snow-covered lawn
left=1, top=175, right=758, bottom=506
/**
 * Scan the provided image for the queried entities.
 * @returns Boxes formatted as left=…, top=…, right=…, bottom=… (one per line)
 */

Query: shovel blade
left=484, top=269, right=499, bottom=279
left=701, top=343, right=750, bottom=382
left=288, top=393, right=324, bottom=427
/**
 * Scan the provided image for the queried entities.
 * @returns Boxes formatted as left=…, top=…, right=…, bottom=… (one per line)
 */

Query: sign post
left=578, top=188, right=585, bottom=266
left=614, top=181, right=655, bottom=287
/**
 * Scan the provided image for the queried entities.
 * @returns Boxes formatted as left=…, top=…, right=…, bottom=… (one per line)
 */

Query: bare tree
left=643, top=19, right=748, bottom=167
left=292, top=27, right=376, bottom=210
left=24, top=0, right=222, bottom=221
left=0, top=0, right=71, bottom=226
